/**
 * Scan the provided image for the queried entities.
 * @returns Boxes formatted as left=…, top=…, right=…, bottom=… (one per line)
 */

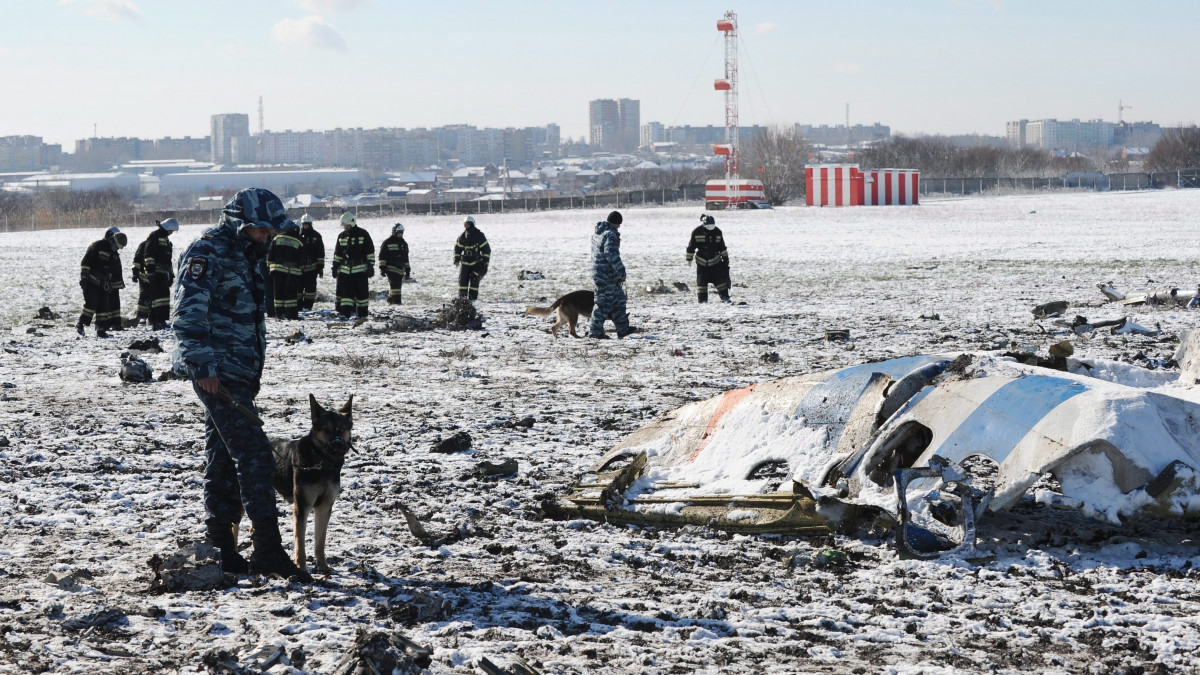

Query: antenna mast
left=715, top=11, right=739, bottom=204
left=258, top=96, right=264, bottom=134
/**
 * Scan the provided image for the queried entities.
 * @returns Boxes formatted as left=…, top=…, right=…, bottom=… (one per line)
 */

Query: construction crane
left=1118, top=99, right=1132, bottom=124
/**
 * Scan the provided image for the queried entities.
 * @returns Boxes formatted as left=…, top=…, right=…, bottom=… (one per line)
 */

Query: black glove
left=367, top=266, right=375, bottom=278
left=405, top=268, right=412, bottom=280
left=453, top=259, right=460, bottom=267
left=317, top=270, right=324, bottom=278
left=331, top=267, right=339, bottom=279
left=478, top=266, right=488, bottom=278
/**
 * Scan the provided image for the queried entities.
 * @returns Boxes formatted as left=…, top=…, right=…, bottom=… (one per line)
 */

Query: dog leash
left=216, top=384, right=265, bottom=427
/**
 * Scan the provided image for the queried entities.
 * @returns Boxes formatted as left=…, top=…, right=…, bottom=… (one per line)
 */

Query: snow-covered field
left=2, top=190, right=1200, bottom=674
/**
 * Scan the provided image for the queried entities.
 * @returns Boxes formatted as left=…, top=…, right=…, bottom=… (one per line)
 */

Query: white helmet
left=393, top=223, right=405, bottom=234
left=158, top=217, right=180, bottom=231
left=463, top=215, right=475, bottom=226
left=300, top=213, right=313, bottom=224
left=340, top=212, right=356, bottom=227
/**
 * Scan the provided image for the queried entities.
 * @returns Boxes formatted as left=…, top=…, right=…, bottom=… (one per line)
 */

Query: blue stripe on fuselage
left=934, top=375, right=1088, bottom=460
left=794, top=355, right=951, bottom=445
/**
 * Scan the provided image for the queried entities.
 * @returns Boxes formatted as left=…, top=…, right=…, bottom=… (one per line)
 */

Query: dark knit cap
left=607, top=211, right=623, bottom=225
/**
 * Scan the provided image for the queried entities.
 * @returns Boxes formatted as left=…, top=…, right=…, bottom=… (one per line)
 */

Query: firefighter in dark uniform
left=453, top=215, right=490, bottom=301
left=132, top=236, right=151, bottom=326
left=76, top=227, right=127, bottom=337
left=686, top=213, right=731, bottom=303
left=267, top=220, right=307, bottom=320
left=378, top=222, right=411, bottom=305
left=298, top=213, right=324, bottom=310
left=331, top=212, right=375, bottom=318
left=140, top=217, right=178, bottom=330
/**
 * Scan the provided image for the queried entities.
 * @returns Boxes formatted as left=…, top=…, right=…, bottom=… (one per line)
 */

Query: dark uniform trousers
left=79, top=283, right=113, bottom=328
left=300, top=270, right=319, bottom=310
left=191, top=378, right=283, bottom=548
left=457, top=266, right=484, bottom=301
left=147, top=273, right=172, bottom=325
left=337, top=272, right=370, bottom=318
left=696, top=264, right=731, bottom=303
left=271, top=272, right=302, bottom=320
left=386, top=272, right=405, bottom=304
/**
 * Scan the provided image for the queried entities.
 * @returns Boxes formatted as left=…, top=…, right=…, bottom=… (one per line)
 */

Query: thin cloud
left=298, top=0, right=368, bottom=13
left=271, top=16, right=348, bottom=51
left=59, top=0, right=141, bottom=21
left=833, top=62, right=861, bottom=73
left=754, top=22, right=777, bottom=35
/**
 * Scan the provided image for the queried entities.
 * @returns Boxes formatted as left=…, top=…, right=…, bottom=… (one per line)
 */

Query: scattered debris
left=126, top=337, right=163, bottom=352
left=824, top=329, right=850, bottom=342
left=672, top=281, right=689, bottom=292
left=480, top=655, right=544, bottom=675
left=380, top=589, right=452, bottom=625
left=119, top=352, right=153, bottom=383
left=35, top=306, right=60, bottom=320
left=156, top=369, right=184, bottom=382
left=61, top=606, right=128, bottom=633
left=761, top=351, right=781, bottom=364
left=43, top=568, right=94, bottom=591
left=645, top=279, right=673, bottom=294
left=812, top=549, right=848, bottom=568
left=147, top=540, right=227, bottom=593
left=364, top=314, right=434, bottom=334
left=1098, top=282, right=1199, bottom=307
left=475, top=458, right=518, bottom=478
left=919, top=313, right=941, bottom=321
left=330, top=628, right=431, bottom=675
left=517, top=270, right=544, bottom=280
left=283, top=328, right=310, bottom=344
left=431, top=431, right=472, bottom=454
left=433, top=298, right=484, bottom=331
left=1032, top=300, right=1069, bottom=318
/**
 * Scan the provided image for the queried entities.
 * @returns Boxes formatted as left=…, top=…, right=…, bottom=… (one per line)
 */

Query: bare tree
left=1146, top=126, right=1200, bottom=172
left=741, top=126, right=811, bottom=205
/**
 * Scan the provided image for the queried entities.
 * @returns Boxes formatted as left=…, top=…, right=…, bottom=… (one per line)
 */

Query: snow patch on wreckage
left=547, top=353, right=1200, bottom=556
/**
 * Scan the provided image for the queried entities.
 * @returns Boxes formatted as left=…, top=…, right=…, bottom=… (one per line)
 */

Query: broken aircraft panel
left=549, top=353, right=1200, bottom=552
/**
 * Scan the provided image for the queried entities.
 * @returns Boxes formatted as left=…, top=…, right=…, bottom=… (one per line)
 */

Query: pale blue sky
left=2, top=0, right=1197, bottom=149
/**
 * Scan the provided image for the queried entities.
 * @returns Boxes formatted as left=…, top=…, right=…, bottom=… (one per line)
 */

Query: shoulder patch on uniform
left=187, top=256, right=208, bottom=281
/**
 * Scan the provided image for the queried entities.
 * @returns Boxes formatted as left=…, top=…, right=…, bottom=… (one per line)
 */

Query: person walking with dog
left=172, top=187, right=312, bottom=583
left=267, top=220, right=307, bottom=320
left=332, top=212, right=375, bottom=319
left=379, top=222, right=411, bottom=305
left=298, top=214, right=324, bottom=311
left=686, top=213, right=732, bottom=303
left=453, top=215, right=490, bottom=301
left=139, top=217, right=179, bottom=329
left=588, top=210, right=637, bottom=339
left=76, top=227, right=127, bottom=338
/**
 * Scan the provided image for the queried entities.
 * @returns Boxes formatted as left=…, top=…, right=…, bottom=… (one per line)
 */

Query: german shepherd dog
left=525, top=290, right=594, bottom=338
left=271, top=394, right=353, bottom=573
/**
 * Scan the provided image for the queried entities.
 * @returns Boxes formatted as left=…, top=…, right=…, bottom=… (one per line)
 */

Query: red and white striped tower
left=715, top=11, right=739, bottom=205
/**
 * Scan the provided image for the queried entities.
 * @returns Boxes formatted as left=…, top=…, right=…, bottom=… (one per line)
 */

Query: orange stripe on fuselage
left=687, top=384, right=759, bottom=462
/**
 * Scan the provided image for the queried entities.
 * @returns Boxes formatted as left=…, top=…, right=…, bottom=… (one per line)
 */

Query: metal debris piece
left=147, top=540, right=226, bottom=593
left=1032, top=300, right=1069, bottom=318
left=824, top=329, right=850, bottom=342
left=331, top=628, right=432, bottom=675
left=431, top=431, right=472, bottom=454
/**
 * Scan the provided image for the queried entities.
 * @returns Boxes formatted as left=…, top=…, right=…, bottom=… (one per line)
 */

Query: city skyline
left=2, top=0, right=1198, bottom=149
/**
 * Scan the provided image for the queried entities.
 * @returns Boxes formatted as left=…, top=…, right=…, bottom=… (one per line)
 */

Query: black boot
left=249, top=526, right=312, bottom=582
left=75, top=322, right=85, bottom=336
left=205, top=526, right=249, bottom=574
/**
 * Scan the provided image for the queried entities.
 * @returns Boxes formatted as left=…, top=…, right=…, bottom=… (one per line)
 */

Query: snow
left=2, top=190, right=1200, bottom=673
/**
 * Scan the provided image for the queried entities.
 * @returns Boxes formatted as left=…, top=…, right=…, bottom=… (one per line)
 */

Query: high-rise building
left=1007, top=118, right=1117, bottom=151
left=641, top=122, right=666, bottom=148
left=211, top=113, right=250, bottom=165
left=589, top=99, right=620, bottom=150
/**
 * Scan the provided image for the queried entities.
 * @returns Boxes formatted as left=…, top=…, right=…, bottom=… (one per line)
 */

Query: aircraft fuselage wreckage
left=547, top=354, right=1200, bottom=558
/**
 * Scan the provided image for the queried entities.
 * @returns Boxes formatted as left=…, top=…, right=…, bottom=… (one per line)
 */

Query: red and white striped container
left=863, top=169, right=920, bottom=205
left=805, top=165, right=863, bottom=207
left=705, top=179, right=766, bottom=208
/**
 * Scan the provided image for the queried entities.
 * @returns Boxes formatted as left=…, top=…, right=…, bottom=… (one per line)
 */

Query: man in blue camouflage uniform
left=172, top=188, right=312, bottom=582
left=588, top=211, right=637, bottom=339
